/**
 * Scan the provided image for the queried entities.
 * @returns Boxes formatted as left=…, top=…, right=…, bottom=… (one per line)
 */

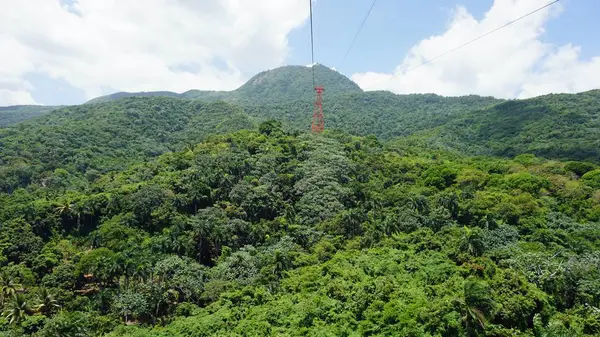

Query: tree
left=272, top=250, right=291, bottom=279
left=2, top=294, right=33, bottom=324
left=564, top=161, right=596, bottom=177
left=423, top=165, right=457, bottom=189
left=55, top=200, right=73, bottom=217
left=460, top=279, right=495, bottom=336
left=460, top=227, right=485, bottom=257
left=35, top=311, right=92, bottom=337
left=0, top=271, right=22, bottom=298
left=258, top=120, right=283, bottom=136
left=0, top=218, right=44, bottom=265
left=35, top=287, right=61, bottom=316
left=582, top=169, right=600, bottom=189
left=408, top=195, right=430, bottom=215
left=76, top=248, right=120, bottom=286
left=114, top=290, right=149, bottom=323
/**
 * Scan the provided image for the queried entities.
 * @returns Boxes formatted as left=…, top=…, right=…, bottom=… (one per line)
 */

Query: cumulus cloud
left=352, top=0, right=600, bottom=99
left=0, top=0, right=309, bottom=105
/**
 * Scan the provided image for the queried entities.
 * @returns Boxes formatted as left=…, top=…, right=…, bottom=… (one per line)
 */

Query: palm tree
left=461, top=226, right=485, bottom=257
left=35, top=287, right=61, bottom=316
left=0, top=272, right=22, bottom=297
left=438, top=193, right=459, bottom=219
left=189, top=215, right=213, bottom=264
left=55, top=200, right=73, bottom=217
left=460, top=280, right=495, bottom=336
left=2, top=294, right=33, bottom=324
left=132, top=263, right=150, bottom=283
left=408, top=195, right=430, bottom=215
left=340, top=208, right=365, bottom=237
left=272, top=250, right=291, bottom=279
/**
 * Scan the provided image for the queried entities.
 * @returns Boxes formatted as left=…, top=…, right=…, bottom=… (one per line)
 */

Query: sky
left=0, top=0, right=599, bottom=106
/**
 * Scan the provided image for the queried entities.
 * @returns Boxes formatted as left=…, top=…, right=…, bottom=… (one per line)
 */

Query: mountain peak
left=87, top=64, right=363, bottom=105
left=237, top=64, right=362, bottom=101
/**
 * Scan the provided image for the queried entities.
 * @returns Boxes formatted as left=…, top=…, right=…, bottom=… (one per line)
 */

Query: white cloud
left=0, top=0, right=309, bottom=105
left=0, top=90, right=37, bottom=106
left=352, top=0, right=600, bottom=99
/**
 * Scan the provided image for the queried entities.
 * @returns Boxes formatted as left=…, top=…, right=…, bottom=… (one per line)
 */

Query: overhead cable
left=340, top=0, right=378, bottom=68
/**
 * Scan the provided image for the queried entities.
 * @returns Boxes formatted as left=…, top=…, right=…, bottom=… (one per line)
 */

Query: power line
left=309, top=0, right=316, bottom=86
left=340, top=0, right=377, bottom=68
left=390, top=0, right=560, bottom=78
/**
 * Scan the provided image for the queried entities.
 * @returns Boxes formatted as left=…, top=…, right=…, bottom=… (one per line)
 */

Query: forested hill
left=0, top=92, right=503, bottom=195
left=0, top=98, right=255, bottom=193
left=421, top=89, right=600, bottom=162
left=1, top=89, right=599, bottom=196
left=0, top=105, right=60, bottom=127
left=0, top=125, right=598, bottom=336
left=85, top=91, right=181, bottom=104
left=86, top=64, right=363, bottom=105
left=246, top=91, right=501, bottom=139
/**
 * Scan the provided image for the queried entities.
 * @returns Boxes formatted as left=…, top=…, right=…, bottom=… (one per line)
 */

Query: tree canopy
left=0, top=124, right=598, bottom=336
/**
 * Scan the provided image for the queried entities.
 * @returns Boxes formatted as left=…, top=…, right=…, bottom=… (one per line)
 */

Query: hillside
left=245, top=91, right=501, bottom=139
left=86, top=65, right=362, bottom=105
left=2, top=86, right=600, bottom=197
left=0, top=126, right=598, bottom=336
left=0, top=98, right=255, bottom=193
left=86, top=91, right=181, bottom=104
left=230, top=64, right=363, bottom=104
left=80, top=65, right=599, bottom=164
left=422, top=90, right=600, bottom=162
left=0, top=91, right=506, bottom=195
left=0, top=105, right=60, bottom=127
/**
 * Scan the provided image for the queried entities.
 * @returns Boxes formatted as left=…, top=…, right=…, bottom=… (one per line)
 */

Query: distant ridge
left=0, top=105, right=61, bottom=127
left=86, top=64, right=362, bottom=105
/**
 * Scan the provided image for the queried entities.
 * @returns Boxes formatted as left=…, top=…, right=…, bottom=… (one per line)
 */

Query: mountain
left=1, top=64, right=598, bottom=197
left=0, top=105, right=60, bottom=127
left=230, top=64, right=363, bottom=103
left=421, top=90, right=600, bottom=162
left=86, top=91, right=181, bottom=104
left=0, top=91, right=502, bottom=194
left=86, top=64, right=362, bottom=105
left=1, top=87, right=599, bottom=194
left=245, top=91, right=501, bottom=139
left=1, top=65, right=599, bottom=336
left=0, top=98, right=255, bottom=193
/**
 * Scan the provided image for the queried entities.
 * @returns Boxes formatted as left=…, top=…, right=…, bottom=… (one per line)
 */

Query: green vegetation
left=86, top=92, right=181, bottom=105
left=0, top=65, right=599, bottom=336
left=0, top=106, right=59, bottom=127
left=247, top=91, right=501, bottom=140
left=0, top=123, right=599, bottom=336
left=425, top=90, right=600, bottom=161
left=0, top=98, right=255, bottom=193
left=81, top=65, right=599, bottom=162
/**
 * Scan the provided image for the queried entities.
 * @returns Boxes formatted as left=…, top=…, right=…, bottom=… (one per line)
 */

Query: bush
left=581, top=169, right=600, bottom=189
left=565, top=161, right=596, bottom=177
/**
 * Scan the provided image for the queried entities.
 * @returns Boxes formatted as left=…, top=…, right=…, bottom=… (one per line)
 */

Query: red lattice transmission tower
left=311, top=86, right=325, bottom=133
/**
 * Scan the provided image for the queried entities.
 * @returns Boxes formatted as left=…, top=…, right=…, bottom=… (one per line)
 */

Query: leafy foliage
left=424, top=90, right=600, bottom=161
left=0, top=125, right=598, bottom=336
left=0, top=65, right=599, bottom=336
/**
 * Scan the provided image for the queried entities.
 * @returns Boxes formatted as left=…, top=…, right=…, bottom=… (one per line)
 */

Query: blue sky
left=289, top=0, right=600, bottom=76
left=1, top=0, right=599, bottom=106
